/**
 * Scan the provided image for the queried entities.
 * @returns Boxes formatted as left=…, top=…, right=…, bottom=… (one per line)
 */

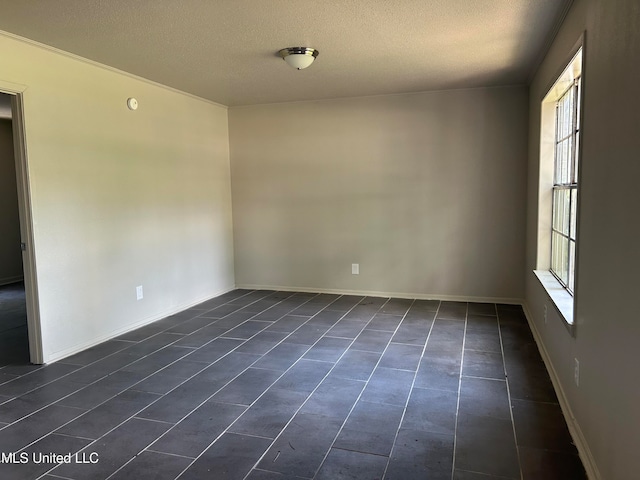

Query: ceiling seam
left=526, top=0, right=576, bottom=85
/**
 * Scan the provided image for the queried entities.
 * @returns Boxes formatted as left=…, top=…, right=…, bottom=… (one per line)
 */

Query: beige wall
left=0, top=118, right=23, bottom=284
left=229, top=87, right=528, bottom=301
left=0, top=33, right=235, bottom=362
left=525, top=0, right=640, bottom=478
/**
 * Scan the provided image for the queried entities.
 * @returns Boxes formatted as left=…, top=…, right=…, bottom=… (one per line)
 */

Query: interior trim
left=46, top=285, right=236, bottom=364
left=522, top=303, right=600, bottom=480
left=236, top=283, right=523, bottom=305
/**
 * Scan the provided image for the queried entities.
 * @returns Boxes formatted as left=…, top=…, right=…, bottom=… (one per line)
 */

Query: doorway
left=0, top=89, right=43, bottom=365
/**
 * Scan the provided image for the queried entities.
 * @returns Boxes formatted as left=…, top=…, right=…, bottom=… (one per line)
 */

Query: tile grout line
left=0, top=289, right=268, bottom=403
left=497, top=306, right=525, bottom=480
left=306, top=300, right=420, bottom=480
left=4, top=295, right=548, bottom=480
left=243, top=298, right=396, bottom=480
left=449, top=302, right=469, bottom=480
left=380, top=300, right=442, bottom=480
left=28, top=290, right=317, bottom=478
left=167, top=295, right=371, bottom=480
left=66, top=293, right=329, bottom=480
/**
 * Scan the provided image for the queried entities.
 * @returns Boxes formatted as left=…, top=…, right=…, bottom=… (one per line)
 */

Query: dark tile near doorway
left=0, top=432, right=91, bottom=480
left=57, top=389, right=162, bottom=440
left=0, top=404, right=87, bottom=453
left=51, top=417, right=172, bottom=480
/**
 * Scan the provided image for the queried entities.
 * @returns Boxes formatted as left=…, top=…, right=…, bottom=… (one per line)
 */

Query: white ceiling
left=0, top=0, right=571, bottom=106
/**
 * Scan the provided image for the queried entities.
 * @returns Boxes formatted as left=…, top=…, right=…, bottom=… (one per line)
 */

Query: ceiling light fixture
left=278, top=47, right=319, bottom=70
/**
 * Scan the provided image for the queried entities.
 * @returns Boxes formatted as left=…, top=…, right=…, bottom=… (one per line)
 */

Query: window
left=535, top=45, right=583, bottom=327
left=551, top=78, right=580, bottom=293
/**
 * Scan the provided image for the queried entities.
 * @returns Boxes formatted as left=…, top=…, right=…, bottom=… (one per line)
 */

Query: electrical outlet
left=136, top=285, right=144, bottom=301
left=543, top=304, right=547, bottom=324
left=351, top=263, right=359, bottom=275
left=574, top=358, right=580, bottom=386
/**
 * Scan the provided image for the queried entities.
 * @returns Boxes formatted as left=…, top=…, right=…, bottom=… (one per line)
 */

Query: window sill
left=533, top=270, right=575, bottom=334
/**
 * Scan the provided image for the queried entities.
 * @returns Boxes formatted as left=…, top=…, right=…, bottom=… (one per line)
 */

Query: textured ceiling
left=0, top=0, right=571, bottom=106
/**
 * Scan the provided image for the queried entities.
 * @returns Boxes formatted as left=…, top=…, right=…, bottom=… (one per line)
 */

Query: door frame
left=1, top=81, right=44, bottom=364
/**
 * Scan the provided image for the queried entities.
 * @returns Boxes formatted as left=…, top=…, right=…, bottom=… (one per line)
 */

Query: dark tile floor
left=0, top=289, right=587, bottom=480
left=0, top=282, right=30, bottom=366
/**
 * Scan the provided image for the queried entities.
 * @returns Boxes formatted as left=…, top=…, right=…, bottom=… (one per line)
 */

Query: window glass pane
left=569, top=137, right=575, bottom=181
left=564, top=100, right=569, bottom=138
left=569, top=239, right=576, bottom=293
left=552, top=189, right=561, bottom=231
left=576, top=82, right=581, bottom=130
left=559, top=234, right=569, bottom=285
left=551, top=231, right=569, bottom=285
left=568, top=87, right=575, bottom=132
left=560, top=139, right=574, bottom=185
left=551, top=231, right=560, bottom=277
left=573, top=131, right=580, bottom=183
left=554, top=141, right=562, bottom=183
left=553, top=188, right=570, bottom=235
left=570, top=188, right=578, bottom=240
left=550, top=73, right=581, bottom=295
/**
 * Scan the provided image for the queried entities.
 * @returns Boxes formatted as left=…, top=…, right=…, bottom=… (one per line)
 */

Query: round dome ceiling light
left=278, top=47, right=319, bottom=70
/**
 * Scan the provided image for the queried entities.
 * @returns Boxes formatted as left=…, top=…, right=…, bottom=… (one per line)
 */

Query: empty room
left=0, top=1, right=638, bottom=479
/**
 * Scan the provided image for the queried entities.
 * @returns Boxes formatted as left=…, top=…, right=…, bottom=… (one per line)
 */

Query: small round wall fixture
left=278, top=47, right=319, bottom=70
left=127, top=97, right=138, bottom=110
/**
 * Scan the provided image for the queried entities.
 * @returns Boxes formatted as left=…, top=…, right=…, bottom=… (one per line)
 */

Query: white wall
left=525, top=0, right=640, bottom=478
left=229, top=87, right=528, bottom=301
left=0, top=33, right=235, bottom=362
left=0, top=118, right=23, bottom=285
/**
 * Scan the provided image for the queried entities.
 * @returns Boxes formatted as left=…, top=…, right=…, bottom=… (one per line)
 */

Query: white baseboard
left=236, top=284, right=522, bottom=305
left=237, top=283, right=523, bottom=306
left=0, top=275, right=24, bottom=286
left=46, top=285, right=236, bottom=364
left=521, top=303, right=601, bottom=480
